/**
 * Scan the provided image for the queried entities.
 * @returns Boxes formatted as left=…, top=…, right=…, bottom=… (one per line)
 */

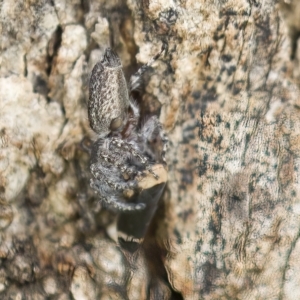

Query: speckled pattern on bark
left=1, top=0, right=300, bottom=299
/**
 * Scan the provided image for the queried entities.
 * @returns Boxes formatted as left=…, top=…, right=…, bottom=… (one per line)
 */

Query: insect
left=88, top=44, right=168, bottom=214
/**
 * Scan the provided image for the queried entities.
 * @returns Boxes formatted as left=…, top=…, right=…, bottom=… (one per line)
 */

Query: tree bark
left=1, top=0, right=300, bottom=299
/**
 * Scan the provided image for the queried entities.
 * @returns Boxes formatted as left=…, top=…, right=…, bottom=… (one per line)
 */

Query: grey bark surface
left=1, top=0, right=300, bottom=299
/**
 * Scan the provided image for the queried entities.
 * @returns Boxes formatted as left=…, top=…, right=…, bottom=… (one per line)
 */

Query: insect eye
left=110, top=117, right=123, bottom=131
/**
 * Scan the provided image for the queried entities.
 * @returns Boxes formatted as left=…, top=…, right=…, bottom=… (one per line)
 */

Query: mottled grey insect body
left=88, top=45, right=168, bottom=214
left=88, top=49, right=129, bottom=137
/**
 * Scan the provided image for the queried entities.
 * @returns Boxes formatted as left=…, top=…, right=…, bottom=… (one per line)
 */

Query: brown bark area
left=1, top=0, right=300, bottom=299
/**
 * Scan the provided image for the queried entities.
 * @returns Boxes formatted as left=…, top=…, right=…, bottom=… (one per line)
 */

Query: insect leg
left=129, top=43, right=167, bottom=93
left=90, top=178, right=145, bottom=211
left=140, top=116, right=168, bottom=165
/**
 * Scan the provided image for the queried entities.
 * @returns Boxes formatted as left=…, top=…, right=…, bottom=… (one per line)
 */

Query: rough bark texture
left=1, top=0, right=300, bottom=299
